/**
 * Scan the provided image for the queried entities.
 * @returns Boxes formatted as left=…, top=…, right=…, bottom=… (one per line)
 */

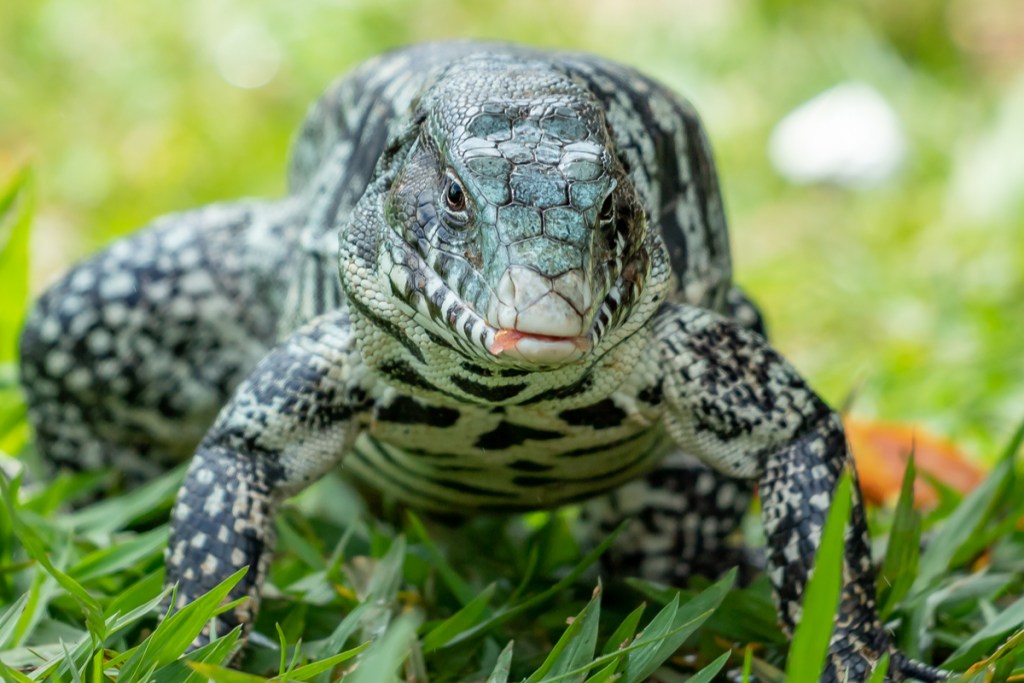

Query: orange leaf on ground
left=844, top=417, right=986, bottom=508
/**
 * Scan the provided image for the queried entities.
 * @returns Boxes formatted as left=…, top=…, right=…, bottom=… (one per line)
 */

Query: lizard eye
left=445, top=178, right=466, bottom=212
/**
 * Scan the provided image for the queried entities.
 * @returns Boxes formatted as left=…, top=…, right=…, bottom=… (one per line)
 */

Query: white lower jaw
left=497, top=337, right=587, bottom=365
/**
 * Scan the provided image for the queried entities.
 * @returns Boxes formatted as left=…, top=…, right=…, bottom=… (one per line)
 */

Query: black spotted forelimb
left=759, top=412, right=891, bottom=680
left=164, top=310, right=371, bottom=648
left=759, top=414, right=945, bottom=681
left=655, top=304, right=945, bottom=682
left=166, top=444, right=279, bottom=644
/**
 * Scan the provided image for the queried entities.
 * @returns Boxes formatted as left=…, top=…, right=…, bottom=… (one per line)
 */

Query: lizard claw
left=822, top=647, right=950, bottom=683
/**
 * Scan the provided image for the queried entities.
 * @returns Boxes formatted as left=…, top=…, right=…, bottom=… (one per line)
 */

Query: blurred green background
left=1, top=0, right=1021, bottom=456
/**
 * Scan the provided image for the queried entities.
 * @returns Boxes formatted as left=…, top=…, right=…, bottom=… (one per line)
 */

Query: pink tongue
left=490, top=329, right=528, bottom=354
left=490, top=328, right=574, bottom=355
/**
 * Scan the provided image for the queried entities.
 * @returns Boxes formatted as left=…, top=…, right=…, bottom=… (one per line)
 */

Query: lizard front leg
left=653, top=303, right=944, bottom=682
left=165, top=309, right=372, bottom=647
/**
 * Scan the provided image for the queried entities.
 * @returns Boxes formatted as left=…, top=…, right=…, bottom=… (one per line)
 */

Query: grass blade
left=106, top=584, right=172, bottom=635
left=442, top=521, right=625, bottom=649
left=866, top=653, right=890, bottom=683
left=152, top=628, right=242, bottom=683
left=621, top=569, right=735, bottom=683
left=0, top=167, right=32, bottom=365
left=407, top=511, right=475, bottom=606
left=0, top=661, right=33, bottom=683
left=61, top=466, right=185, bottom=536
left=345, top=613, right=422, bottom=683
left=280, top=640, right=370, bottom=680
left=119, top=566, right=247, bottom=676
left=484, top=641, right=515, bottom=683
left=582, top=660, right=620, bottom=683
left=359, top=535, right=407, bottom=643
left=0, top=594, right=28, bottom=649
left=0, top=474, right=106, bottom=639
left=913, top=417, right=1023, bottom=598
left=421, top=582, right=497, bottom=652
left=523, top=586, right=601, bottom=683
left=943, top=598, right=1024, bottom=669
left=59, top=638, right=84, bottom=683
left=185, top=662, right=270, bottom=682
left=878, top=454, right=922, bottom=617
left=315, top=601, right=371, bottom=660
left=69, top=526, right=168, bottom=584
left=686, top=650, right=731, bottom=683
left=601, top=602, right=645, bottom=656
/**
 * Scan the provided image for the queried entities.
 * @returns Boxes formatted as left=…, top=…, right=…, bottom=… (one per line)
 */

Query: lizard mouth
left=378, top=236, right=651, bottom=369
left=378, top=239, right=598, bottom=368
left=488, top=328, right=591, bottom=365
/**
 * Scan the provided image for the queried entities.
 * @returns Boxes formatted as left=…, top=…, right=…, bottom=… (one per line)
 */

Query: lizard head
left=362, top=55, right=661, bottom=369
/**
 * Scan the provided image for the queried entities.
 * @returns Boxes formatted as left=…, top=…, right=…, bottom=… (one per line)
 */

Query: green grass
left=2, top=1, right=1023, bottom=680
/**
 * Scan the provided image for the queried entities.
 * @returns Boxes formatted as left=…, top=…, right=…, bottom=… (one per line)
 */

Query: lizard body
left=19, top=41, right=944, bottom=682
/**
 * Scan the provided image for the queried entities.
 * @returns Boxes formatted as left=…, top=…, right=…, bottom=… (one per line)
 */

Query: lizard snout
left=486, top=266, right=593, bottom=364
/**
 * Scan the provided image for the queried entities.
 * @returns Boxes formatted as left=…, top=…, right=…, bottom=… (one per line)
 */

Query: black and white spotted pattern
left=19, top=42, right=946, bottom=682
left=19, top=200, right=301, bottom=482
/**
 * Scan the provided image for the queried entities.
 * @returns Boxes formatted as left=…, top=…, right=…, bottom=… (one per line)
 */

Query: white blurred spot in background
left=947, top=72, right=1024, bottom=223
left=214, top=21, right=281, bottom=89
left=768, top=82, right=907, bottom=189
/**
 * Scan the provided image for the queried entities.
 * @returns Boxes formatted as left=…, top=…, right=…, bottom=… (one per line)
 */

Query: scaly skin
left=19, top=42, right=946, bottom=681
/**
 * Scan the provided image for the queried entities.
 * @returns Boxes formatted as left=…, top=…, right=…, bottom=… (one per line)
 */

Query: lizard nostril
left=489, top=266, right=590, bottom=338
